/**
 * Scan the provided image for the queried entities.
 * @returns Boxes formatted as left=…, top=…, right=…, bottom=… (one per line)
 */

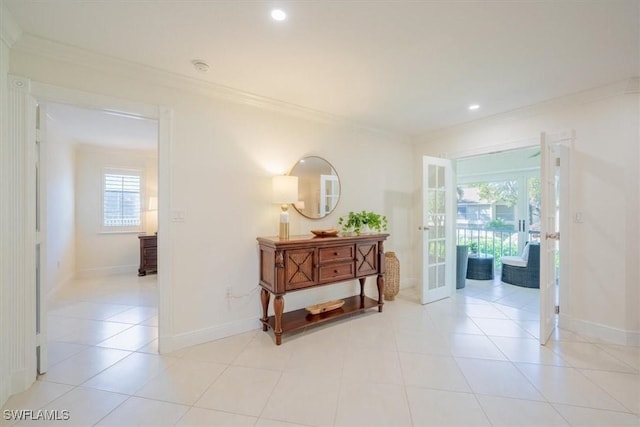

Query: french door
left=35, top=103, right=48, bottom=373
left=539, top=132, right=571, bottom=344
left=421, top=156, right=455, bottom=304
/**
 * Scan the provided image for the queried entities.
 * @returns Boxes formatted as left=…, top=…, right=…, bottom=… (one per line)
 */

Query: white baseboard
left=1, top=368, right=36, bottom=409
left=75, top=265, right=137, bottom=279
left=559, top=314, right=639, bottom=346
left=46, top=273, right=75, bottom=299
left=400, top=277, right=418, bottom=289
left=0, top=376, right=9, bottom=410
left=160, top=317, right=261, bottom=354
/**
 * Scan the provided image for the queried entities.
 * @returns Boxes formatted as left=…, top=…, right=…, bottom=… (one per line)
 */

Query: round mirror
left=290, top=156, right=340, bottom=219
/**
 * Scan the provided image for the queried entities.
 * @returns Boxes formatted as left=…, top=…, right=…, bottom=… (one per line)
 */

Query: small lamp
left=148, top=196, right=158, bottom=212
left=147, top=196, right=158, bottom=234
left=272, top=175, right=299, bottom=240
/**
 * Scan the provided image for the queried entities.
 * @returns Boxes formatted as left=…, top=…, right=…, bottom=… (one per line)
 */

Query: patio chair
left=500, top=242, right=540, bottom=288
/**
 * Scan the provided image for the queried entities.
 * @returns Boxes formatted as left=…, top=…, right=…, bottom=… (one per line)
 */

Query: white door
left=539, top=132, right=571, bottom=344
left=421, top=156, right=456, bottom=304
left=35, top=104, right=48, bottom=373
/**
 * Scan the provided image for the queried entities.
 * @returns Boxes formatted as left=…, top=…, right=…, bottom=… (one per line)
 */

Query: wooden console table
left=257, top=233, right=389, bottom=345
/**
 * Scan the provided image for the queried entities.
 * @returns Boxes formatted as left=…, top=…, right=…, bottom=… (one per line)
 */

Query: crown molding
left=414, top=76, right=639, bottom=141
left=0, top=1, right=22, bottom=47
left=11, top=33, right=402, bottom=139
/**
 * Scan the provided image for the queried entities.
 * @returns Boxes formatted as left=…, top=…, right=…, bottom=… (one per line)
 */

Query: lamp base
left=279, top=222, right=290, bottom=240
left=278, top=204, right=290, bottom=240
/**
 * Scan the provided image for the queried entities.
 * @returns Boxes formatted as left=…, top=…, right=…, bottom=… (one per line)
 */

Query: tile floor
left=2, top=274, right=639, bottom=426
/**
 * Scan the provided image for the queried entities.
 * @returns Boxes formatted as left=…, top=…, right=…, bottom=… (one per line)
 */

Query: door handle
left=545, top=232, right=560, bottom=240
left=418, top=226, right=430, bottom=231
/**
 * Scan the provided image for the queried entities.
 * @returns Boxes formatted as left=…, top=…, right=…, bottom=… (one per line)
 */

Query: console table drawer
left=318, top=245, right=354, bottom=264
left=319, top=262, right=355, bottom=283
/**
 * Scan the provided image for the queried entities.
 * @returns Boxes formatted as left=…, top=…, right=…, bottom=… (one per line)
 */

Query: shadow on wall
left=384, top=189, right=413, bottom=288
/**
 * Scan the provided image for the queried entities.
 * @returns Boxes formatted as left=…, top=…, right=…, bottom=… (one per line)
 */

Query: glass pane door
left=422, top=156, right=454, bottom=304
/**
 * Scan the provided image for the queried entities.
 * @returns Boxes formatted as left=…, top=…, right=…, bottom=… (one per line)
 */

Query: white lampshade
left=148, top=196, right=158, bottom=211
left=272, top=175, right=298, bottom=204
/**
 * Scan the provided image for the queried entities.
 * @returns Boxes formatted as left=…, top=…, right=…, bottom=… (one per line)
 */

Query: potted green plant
left=338, top=211, right=388, bottom=234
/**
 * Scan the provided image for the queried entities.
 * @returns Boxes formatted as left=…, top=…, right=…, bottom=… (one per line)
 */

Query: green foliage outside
left=459, top=233, right=519, bottom=268
left=473, top=181, right=518, bottom=207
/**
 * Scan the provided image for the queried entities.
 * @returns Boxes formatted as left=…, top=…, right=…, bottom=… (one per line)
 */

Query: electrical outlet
left=226, top=287, right=232, bottom=299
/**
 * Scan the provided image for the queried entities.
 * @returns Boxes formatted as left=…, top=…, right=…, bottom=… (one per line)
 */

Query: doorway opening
left=38, top=102, right=160, bottom=374
left=454, top=146, right=545, bottom=339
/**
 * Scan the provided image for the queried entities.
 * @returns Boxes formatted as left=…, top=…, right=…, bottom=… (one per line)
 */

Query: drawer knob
left=334, top=269, right=338, bottom=273
left=334, top=252, right=338, bottom=256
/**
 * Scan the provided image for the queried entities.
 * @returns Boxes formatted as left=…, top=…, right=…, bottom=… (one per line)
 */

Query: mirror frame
left=290, top=156, right=341, bottom=220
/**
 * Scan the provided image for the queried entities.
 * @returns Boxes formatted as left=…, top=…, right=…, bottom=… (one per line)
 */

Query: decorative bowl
left=305, top=299, right=345, bottom=315
left=310, top=228, right=339, bottom=237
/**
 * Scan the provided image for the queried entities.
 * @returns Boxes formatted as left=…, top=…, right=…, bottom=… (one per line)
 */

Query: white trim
left=167, top=318, right=261, bottom=353
left=45, top=274, right=75, bottom=300
left=30, top=81, right=158, bottom=120
left=157, top=107, right=172, bottom=355
left=0, top=2, right=22, bottom=47
left=559, top=313, right=640, bottom=346
left=5, top=74, right=38, bottom=398
left=13, top=34, right=398, bottom=137
left=444, top=136, right=540, bottom=160
left=21, top=78, right=171, bottom=359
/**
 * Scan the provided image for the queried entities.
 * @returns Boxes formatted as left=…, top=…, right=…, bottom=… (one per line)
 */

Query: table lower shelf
left=261, top=295, right=381, bottom=335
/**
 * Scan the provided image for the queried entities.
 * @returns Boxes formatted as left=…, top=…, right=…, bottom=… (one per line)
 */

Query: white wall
left=9, top=44, right=414, bottom=350
left=412, top=82, right=640, bottom=344
left=0, top=29, right=12, bottom=410
left=75, top=144, right=158, bottom=277
left=45, top=118, right=76, bottom=292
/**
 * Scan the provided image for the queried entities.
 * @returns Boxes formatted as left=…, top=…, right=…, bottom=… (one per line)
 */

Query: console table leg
left=274, top=295, right=284, bottom=345
left=377, top=274, right=384, bottom=312
left=358, top=277, right=366, bottom=297
left=260, top=288, right=270, bottom=332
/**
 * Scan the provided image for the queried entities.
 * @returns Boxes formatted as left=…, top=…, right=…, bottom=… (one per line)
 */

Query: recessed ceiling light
left=271, top=9, right=287, bottom=21
left=468, top=104, right=480, bottom=111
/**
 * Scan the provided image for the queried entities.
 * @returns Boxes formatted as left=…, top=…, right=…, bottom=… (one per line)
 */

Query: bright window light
left=271, top=9, right=287, bottom=21
left=468, top=104, right=480, bottom=111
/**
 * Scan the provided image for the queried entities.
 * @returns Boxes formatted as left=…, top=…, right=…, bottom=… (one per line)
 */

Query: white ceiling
left=5, top=0, right=639, bottom=136
left=46, top=103, right=158, bottom=151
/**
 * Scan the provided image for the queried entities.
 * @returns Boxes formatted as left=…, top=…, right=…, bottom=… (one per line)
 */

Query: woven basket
left=384, top=252, right=400, bottom=301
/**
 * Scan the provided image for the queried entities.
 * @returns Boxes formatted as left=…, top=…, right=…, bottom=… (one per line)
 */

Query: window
left=103, top=170, right=142, bottom=229
left=495, top=204, right=515, bottom=222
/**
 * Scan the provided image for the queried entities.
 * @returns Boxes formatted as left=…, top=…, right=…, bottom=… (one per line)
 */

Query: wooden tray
left=305, top=299, right=345, bottom=315
left=310, top=228, right=339, bottom=237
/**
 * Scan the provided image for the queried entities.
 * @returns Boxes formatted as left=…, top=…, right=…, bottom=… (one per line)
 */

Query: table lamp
left=272, top=175, right=298, bottom=240
left=147, top=196, right=158, bottom=234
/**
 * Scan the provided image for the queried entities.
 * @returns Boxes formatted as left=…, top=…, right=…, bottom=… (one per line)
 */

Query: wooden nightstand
left=138, top=234, right=157, bottom=276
